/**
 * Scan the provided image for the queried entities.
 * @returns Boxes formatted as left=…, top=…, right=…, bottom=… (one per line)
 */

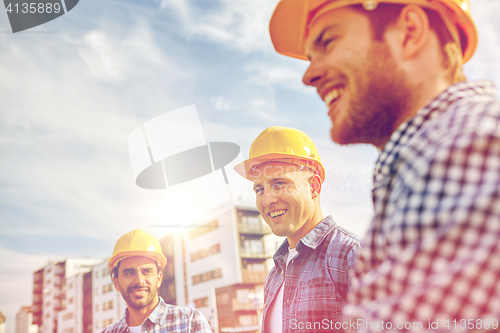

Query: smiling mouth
left=129, top=287, right=149, bottom=296
left=270, top=210, right=286, bottom=218
left=324, top=86, right=344, bottom=107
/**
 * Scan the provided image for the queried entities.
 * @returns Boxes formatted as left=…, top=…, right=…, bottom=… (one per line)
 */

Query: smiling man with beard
left=102, top=229, right=212, bottom=333
left=269, top=0, right=500, bottom=330
left=234, top=126, right=361, bottom=333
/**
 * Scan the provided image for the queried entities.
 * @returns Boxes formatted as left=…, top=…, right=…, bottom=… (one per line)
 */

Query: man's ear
left=309, top=174, right=322, bottom=198
left=393, top=4, right=430, bottom=60
left=113, top=276, right=121, bottom=292
left=157, top=271, right=163, bottom=288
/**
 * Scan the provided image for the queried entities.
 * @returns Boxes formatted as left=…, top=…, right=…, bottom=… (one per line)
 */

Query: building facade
left=16, top=306, right=38, bottom=333
left=32, top=258, right=103, bottom=333
left=91, top=260, right=126, bottom=333
left=158, top=205, right=282, bottom=332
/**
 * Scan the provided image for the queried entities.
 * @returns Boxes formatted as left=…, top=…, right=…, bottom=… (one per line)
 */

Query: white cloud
left=162, top=0, right=279, bottom=54
left=246, top=59, right=310, bottom=91
left=212, top=96, right=230, bottom=111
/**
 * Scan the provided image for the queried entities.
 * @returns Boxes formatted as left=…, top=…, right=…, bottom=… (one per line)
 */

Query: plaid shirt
left=344, top=81, right=500, bottom=331
left=262, top=215, right=361, bottom=333
left=102, top=297, right=212, bottom=333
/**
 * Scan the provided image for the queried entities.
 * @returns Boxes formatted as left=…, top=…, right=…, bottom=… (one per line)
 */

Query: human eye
left=123, top=270, right=134, bottom=277
left=253, top=186, right=263, bottom=195
left=322, top=36, right=338, bottom=50
left=273, top=181, right=286, bottom=189
left=143, top=269, right=153, bottom=276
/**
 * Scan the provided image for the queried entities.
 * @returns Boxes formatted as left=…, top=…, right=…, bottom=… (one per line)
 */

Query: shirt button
left=281, top=271, right=284, bottom=275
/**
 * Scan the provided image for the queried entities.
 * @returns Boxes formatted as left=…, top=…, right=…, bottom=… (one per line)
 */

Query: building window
left=192, top=268, right=222, bottom=285
left=69, top=282, right=74, bottom=289
left=95, top=304, right=99, bottom=312
left=103, top=319, right=113, bottom=327
left=46, top=301, right=50, bottom=307
left=63, top=312, right=74, bottom=320
left=46, top=313, right=50, bottom=318
left=242, top=239, right=264, bottom=254
left=102, top=283, right=113, bottom=294
left=188, top=220, right=218, bottom=239
left=190, top=243, right=220, bottom=262
left=193, top=297, right=209, bottom=308
left=69, top=297, right=74, bottom=304
left=217, top=292, right=230, bottom=306
left=239, top=315, right=257, bottom=326
left=102, top=268, right=110, bottom=277
left=103, top=301, right=113, bottom=311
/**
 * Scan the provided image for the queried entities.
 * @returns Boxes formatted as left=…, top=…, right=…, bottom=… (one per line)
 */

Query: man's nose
left=262, top=188, right=279, bottom=206
left=303, top=60, right=326, bottom=87
left=133, top=271, right=146, bottom=284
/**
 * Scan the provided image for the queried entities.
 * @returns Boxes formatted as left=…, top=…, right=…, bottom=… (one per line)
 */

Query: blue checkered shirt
left=344, top=81, right=500, bottom=331
left=262, top=215, right=361, bottom=333
left=102, top=297, right=212, bottom=333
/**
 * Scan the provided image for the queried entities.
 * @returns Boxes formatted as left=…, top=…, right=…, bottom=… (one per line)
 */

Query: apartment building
left=0, top=312, right=5, bottom=333
left=32, top=258, right=103, bottom=333
left=91, top=260, right=127, bottom=333
left=16, top=306, right=38, bottom=333
left=161, top=205, right=282, bottom=332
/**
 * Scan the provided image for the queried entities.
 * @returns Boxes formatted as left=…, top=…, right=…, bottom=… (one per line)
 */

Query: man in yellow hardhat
left=102, top=229, right=212, bottom=333
left=234, top=126, right=361, bottom=333
left=269, top=0, right=500, bottom=329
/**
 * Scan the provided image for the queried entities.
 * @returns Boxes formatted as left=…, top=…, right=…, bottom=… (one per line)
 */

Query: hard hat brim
left=234, top=153, right=326, bottom=183
left=107, top=251, right=167, bottom=273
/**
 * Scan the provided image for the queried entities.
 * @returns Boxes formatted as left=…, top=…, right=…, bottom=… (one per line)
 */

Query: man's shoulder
left=160, top=303, right=201, bottom=317
left=313, top=218, right=361, bottom=262
left=325, top=220, right=362, bottom=250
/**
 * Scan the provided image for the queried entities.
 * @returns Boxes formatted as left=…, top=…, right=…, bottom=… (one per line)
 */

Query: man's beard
left=122, top=284, right=158, bottom=310
left=333, top=41, right=412, bottom=147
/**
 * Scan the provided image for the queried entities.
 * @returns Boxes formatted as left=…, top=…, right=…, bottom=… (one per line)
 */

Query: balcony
left=231, top=299, right=257, bottom=312
left=241, top=269, right=267, bottom=284
left=239, top=250, right=269, bottom=259
left=237, top=223, right=271, bottom=235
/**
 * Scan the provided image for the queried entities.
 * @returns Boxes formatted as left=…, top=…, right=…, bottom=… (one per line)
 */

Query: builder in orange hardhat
left=235, top=126, right=361, bottom=333
left=270, top=0, right=500, bottom=328
left=103, top=229, right=212, bottom=333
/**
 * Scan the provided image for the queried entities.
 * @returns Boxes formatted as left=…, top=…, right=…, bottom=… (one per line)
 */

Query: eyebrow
left=253, top=177, right=289, bottom=189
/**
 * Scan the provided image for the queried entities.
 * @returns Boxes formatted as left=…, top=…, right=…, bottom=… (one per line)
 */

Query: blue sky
left=1, top=0, right=499, bottom=331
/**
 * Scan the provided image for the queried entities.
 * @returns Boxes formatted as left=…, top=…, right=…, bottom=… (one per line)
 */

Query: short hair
left=352, top=3, right=466, bottom=83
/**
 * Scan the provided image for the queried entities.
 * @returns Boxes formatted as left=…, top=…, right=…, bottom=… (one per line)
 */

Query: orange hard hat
left=234, top=126, right=326, bottom=182
left=269, top=0, right=477, bottom=63
left=108, top=229, right=166, bottom=272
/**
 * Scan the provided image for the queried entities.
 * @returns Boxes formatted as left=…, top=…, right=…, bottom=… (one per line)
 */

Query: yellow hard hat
left=234, top=126, right=325, bottom=182
left=108, top=229, right=167, bottom=272
left=269, top=0, right=477, bottom=63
